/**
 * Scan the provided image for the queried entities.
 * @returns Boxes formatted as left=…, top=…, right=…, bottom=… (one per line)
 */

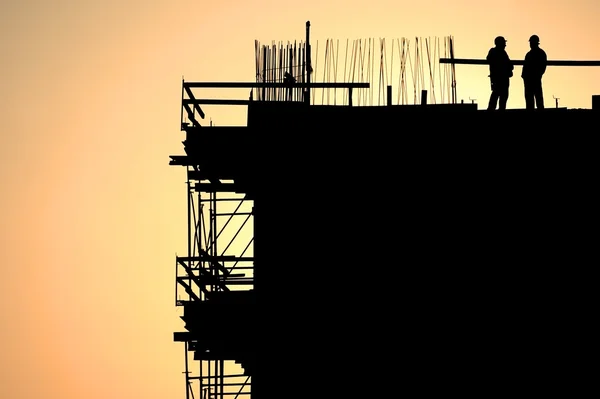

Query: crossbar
left=183, top=82, right=370, bottom=88
left=440, top=58, right=600, bottom=66
left=183, top=99, right=253, bottom=105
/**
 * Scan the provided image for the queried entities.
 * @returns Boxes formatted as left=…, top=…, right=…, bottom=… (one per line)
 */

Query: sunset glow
left=1, top=1, right=599, bottom=398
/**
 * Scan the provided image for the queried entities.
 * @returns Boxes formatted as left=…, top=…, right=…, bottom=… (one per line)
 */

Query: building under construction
left=169, top=22, right=599, bottom=398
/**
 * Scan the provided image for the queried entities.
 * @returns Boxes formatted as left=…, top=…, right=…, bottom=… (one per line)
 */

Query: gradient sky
left=1, top=1, right=599, bottom=398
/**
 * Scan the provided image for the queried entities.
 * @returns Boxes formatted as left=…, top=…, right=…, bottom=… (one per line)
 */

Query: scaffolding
left=170, top=19, right=470, bottom=399
left=170, top=153, right=254, bottom=399
left=168, top=19, right=600, bottom=399
left=170, top=22, right=463, bottom=399
left=168, top=19, right=524, bottom=399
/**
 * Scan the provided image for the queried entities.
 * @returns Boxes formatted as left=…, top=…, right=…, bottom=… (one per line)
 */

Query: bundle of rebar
left=254, top=36, right=457, bottom=105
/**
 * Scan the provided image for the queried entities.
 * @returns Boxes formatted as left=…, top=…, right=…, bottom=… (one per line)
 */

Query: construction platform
left=171, top=99, right=598, bottom=398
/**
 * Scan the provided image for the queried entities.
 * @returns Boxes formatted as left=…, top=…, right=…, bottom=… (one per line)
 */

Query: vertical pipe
left=197, top=169, right=203, bottom=399
left=199, top=354, right=203, bottom=399
left=450, top=36, right=456, bottom=104
left=219, top=360, right=224, bottom=399
left=211, top=190, right=221, bottom=398
left=288, top=45, right=293, bottom=101
left=379, top=38, right=383, bottom=106
left=271, top=43, right=275, bottom=100
left=371, top=38, right=375, bottom=106
left=390, top=38, right=395, bottom=105
left=185, top=175, right=192, bottom=399
left=180, top=79, right=185, bottom=129
left=301, top=41, right=305, bottom=102
left=322, top=39, right=328, bottom=105
left=279, top=42, right=283, bottom=101
left=206, top=191, right=213, bottom=399
left=268, top=44, right=272, bottom=101
left=262, top=47, right=267, bottom=100
left=255, top=40, right=259, bottom=98
left=186, top=174, right=191, bottom=283
left=336, top=39, right=340, bottom=103
left=387, top=85, right=392, bottom=106
left=207, top=360, right=211, bottom=399
left=184, top=342, right=190, bottom=399
left=312, top=40, right=318, bottom=104
left=306, top=21, right=311, bottom=104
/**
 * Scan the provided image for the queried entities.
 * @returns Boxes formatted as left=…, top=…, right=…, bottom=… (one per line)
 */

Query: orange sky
left=1, top=1, right=599, bottom=398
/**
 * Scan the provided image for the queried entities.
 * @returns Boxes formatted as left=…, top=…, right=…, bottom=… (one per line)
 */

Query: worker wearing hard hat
left=522, top=35, right=548, bottom=110
left=486, top=36, right=514, bottom=111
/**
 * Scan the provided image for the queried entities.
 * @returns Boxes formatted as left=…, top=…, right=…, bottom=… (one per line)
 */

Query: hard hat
left=494, top=36, right=507, bottom=46
left=529, top=35, right=540, bottom=44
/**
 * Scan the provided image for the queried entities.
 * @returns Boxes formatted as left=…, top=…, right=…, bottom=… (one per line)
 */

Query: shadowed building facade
left=171, top=96, right=598, bottom=398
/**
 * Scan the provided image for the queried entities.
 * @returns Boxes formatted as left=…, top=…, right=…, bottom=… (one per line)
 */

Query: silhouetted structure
left=522, top=34, right=547, bottom=109
left=253, top=35, right=458, bottom=106
left=486, top=36, right=514, bottom=110
left=170, top=22, right=600, bottom=399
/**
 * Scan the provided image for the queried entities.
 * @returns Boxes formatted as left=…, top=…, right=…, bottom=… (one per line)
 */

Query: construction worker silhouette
left=487, top=36, right=514, bottom=111
left=522, top=34, right=547, bottom=109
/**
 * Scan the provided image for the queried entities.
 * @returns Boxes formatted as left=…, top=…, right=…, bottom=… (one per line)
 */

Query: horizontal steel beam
left=440, top=58, right=600, bottom=66
left=183, top=99, right=252, bottom=105
left=176, top=277, right=251, bottom=285
left=169, top=155, right=195, bottom=166
left=177, top=256, right=254, bottom=262
left=183, top=81, right=370, bottom=88
left=194, top=183, right=243, bottom=192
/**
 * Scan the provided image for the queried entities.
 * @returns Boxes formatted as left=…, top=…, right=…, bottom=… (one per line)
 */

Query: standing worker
left=522, top=34, right=547, bottom=110
left=487, top=36, right=514, bottom=111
